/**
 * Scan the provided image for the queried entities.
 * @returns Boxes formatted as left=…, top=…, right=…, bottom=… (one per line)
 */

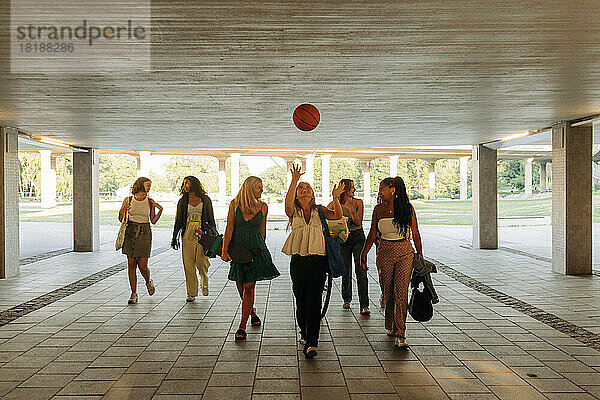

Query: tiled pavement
left=2, top=225, right=600, bottom=399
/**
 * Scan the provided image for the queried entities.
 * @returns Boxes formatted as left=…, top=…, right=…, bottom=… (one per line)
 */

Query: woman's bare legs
left=136, top=257, right=151, bottom=284
left=236, top=281, right=258, bottom=318
left=127, top=256, right=137, bottom=293
left=239, top=282, right=256, bottom=330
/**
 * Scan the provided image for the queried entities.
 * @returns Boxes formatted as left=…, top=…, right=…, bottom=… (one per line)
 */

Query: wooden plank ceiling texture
left=1, top=0, right=599, bottom=149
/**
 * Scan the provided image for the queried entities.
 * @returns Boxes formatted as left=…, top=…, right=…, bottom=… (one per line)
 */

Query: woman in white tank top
left=360, top=177, right=422, bottom=348
left=118, top=177, right=163, bottom=305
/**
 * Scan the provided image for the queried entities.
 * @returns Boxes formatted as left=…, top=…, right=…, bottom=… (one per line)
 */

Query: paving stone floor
left=2, top=226, right=600, bottom=399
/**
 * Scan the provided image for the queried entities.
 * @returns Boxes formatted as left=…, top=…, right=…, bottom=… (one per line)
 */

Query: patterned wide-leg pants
left=376, top=240, right=414, bottom=338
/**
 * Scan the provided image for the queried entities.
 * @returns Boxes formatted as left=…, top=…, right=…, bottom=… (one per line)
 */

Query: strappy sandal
left=235, top=329, right=247, bottom=340
left=250, top=313, right=261, bottom=327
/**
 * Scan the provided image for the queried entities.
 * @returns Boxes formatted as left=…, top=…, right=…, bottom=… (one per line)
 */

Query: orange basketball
left=293, top=104, right=320, bottom=131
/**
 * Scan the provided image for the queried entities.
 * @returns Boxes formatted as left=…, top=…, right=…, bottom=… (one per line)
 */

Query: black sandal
left=235, top=329, right=247, bottom=340
left=251, top=314, right=261, bottom=327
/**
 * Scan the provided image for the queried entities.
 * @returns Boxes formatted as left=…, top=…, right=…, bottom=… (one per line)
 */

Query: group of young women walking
left=118, top=164, right=423, bottom=356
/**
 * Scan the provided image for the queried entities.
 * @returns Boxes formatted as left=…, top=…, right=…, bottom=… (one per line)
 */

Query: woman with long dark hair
left=328, top=179, right=369, bottom=314
left=360, top=177, right=422, bottom=348
left=172, top=176, right=217, bottom=301
left=282, top=164, right=343, bottom=359
left=119, top=177, right=163, bottom=304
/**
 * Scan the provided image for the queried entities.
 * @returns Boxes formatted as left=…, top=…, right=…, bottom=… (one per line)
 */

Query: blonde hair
left=233, top=176, right=263, bottom=216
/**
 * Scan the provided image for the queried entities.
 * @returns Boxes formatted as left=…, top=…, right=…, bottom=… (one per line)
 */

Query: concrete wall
left=0, top=127, right=20, bottom=277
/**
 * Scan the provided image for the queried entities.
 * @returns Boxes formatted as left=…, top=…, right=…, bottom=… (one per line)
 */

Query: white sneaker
left=186, top=296, right=195, bottom=302
left=128, top=293, right=138, bottom=304
left=146, top=279, right=155, bottom=296
left=395, top=337, right=409, bottom=349
left=202, top=287, right=209, bottom=296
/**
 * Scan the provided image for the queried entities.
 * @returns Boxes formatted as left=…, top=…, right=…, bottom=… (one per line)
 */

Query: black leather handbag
left=198, top=233, right=256, bottom=264
left=408, top=283, right=434, bottom=322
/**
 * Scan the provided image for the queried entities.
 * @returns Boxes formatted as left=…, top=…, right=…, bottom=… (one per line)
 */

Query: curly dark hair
left=380, top=176, right=412, bottom=236
left=131, top=177, right=151, bottom=194
left=179, top=176, right=206, bottom=198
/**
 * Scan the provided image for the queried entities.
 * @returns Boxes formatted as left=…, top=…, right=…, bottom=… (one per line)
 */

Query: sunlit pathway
left=1, top=228, right=600, bottom=399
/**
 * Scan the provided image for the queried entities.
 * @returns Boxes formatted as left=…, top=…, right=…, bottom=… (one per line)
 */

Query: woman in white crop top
left=360, top=177, right=422, bottom=348
left=282, top=164, right=343, bottom=359
left=118, top=177, right=163, bottom=305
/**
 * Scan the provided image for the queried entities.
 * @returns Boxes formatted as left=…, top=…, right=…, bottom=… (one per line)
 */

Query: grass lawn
left=19, top=195, right=600, bottom=226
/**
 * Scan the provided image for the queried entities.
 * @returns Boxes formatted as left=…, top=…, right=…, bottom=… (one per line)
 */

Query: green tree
left=260, top=165, right=287, bottom=193
left=435, top=159, right=460, bottom=196
left=18, top=153, right=40, bottom=198
left=164, top=156, right=218, bottom=193
left=99, top=154, right=138, bottom=193
left=56, top=154, right=73, bottom=201
left=498, top=160, right=524, bottom=190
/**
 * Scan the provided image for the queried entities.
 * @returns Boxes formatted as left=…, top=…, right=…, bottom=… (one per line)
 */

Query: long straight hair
left=338, top=179, right=354, bottom=204
left=380, top=176, right=412, bottom=236
left=233, top=176, right=263, bottom=216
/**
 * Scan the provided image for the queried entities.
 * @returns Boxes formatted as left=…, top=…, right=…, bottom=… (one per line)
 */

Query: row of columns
left=524, top=158, right=553, bottom=195
left=1, top=125, right=592, bottom=277
left=473, top=122, right=592, bottom=275
left=35, top=149, right=558, bottom=211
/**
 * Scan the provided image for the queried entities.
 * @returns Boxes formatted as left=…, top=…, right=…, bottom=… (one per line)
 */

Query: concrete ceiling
left=1, top=0, right=600, bottom=149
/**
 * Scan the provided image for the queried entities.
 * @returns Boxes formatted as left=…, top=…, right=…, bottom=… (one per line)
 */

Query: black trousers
left=290, top=254, right=328, bottom=348
left=340, top=229, right=369, bottom=308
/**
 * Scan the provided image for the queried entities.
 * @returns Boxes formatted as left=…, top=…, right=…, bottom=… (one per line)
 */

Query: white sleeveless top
left=378, top=218, right=412, bottom=241
left=187, top=202, right=203, bottom=223
left=281, top=208, right=326, bottom=256
left=129, top=196, right=150, bottom=223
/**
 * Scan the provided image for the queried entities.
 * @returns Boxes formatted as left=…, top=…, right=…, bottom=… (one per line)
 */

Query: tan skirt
left=122, top=222, right=152, bottom=258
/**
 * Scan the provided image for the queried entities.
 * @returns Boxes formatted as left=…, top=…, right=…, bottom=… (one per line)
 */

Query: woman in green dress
left=221, top=176, right=280, bottom=340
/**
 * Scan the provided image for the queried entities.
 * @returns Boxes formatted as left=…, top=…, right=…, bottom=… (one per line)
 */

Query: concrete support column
left=460, top=156, right=469, bottom=200
left=0, top=127, right=20, bottom=278
left=524, top=158, right=533, bottom=195
left=552, top=122, right=592, bottom=275
left=548, top=162, right=552, bottom=188
left=217, top=157, right=226, bottom=204
left=285, top=159, right=294, bottom=189
left=304, top=155, right=314, bottom=187
left=73, top=149, right=100, bottom=252
left=230, top=153, right=240, bottom=195
left=321, top=154, right=331, bottom=203
left=137, top=151, right=151, bottom=178
left=389, top=155, right=399, bottom=177
left=540, top=162, right=547, bottom=192
left=472, top=145, right=497, bottom=249
left=427, top=161, right=436, bottom=200
left=363, top=160, right=372, bottom=205
left=39, top=150, right=57, bottom=208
